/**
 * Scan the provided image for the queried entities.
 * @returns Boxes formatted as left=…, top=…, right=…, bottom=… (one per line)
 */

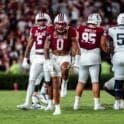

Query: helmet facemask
left=35, top=13, right=51, bottom=29
left=54, top=13, right=69, bottom=34
left=55, top=23, right=68, bottom=34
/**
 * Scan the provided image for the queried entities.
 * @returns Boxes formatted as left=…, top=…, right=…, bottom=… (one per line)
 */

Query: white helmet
left=117, top=13, right=124, bottom=25
left=54, top=13, right=69, bottom=24
left=35, top=12, right=51, bottom=25
left=87, top=13, right=102, bottom=26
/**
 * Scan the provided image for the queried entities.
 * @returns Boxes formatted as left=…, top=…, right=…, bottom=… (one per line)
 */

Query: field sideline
left=0, top=90, right=124, bottom=124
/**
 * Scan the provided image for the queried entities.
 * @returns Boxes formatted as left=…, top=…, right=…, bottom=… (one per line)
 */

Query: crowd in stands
left=0, top=0, right=124, bottom=72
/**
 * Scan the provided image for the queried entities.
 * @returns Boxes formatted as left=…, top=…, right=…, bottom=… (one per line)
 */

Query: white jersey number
left=37, top=35, right=43, bottom=45
left=57, top=39, right=64, bottom=50
left=117, top=33, right=124, bottom=45
left=82, top=32, right=96, bottom=44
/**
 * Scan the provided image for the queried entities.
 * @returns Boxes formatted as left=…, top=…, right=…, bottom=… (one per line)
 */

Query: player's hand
left=22, top=57, right=30, bottom=69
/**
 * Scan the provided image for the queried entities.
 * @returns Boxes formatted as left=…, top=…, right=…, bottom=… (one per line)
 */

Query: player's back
left=78, top=25, right=104, bottom=65
left=108, top=25, right=124, bottom=52
left=78, top=25, right=104, bottom=50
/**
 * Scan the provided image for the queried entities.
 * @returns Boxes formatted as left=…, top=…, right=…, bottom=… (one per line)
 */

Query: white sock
left=75, top=96, right=80, bottom=104
left=61, top=79, right=68, bottom=91
left=55, top=104, right=60, bottom=110
left=48, top=99, right=53, bottom=107
left=94, top=97, right=100, bottom=106
left=25, top=81, right=35, bottom=105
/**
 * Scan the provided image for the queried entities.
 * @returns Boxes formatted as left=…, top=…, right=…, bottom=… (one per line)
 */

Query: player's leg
left=32, top=85, right=40, bottom=105
left=39, top=82, right=49, bottom=104
left=90, top=64, right=105, bottom=110
left=104, top=77, right=115, bottom=96
left=52, top=76, right=61, bottom=115
left=32, top=85, right=46, bottom=110
left=60, top=62, right=70, bottom=97
left=43, top=62, right=54, bottom=111
left=73, top=65, right=88, bottom=110
left=59, top=55, right=71, bottom=97
left=32, top=71, right=44, bottom=104
left=45, top=81, right=53, bottom=110
left=51, top=57, right=62, bottom=115
left=120, top=86, right=124, bottom=109
left=32, top=71, right=47, bottom=109
left=113, top=62, right=124, bottom=110
left=17, top=63, right=43, bottom=109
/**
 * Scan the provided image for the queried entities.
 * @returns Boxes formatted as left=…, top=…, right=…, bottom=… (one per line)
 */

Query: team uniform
left=44, top=25, right=76, bottom=77
left=44, top=25, right=77, bottom=115
left=108, top=23, right=124, bottom=109
left=73, top=13, right=106, bottom=111
left=108, top=26, right=124, bottom=80
left=17, top=12, right=51, bottom=110
left=78, top=25, right=105, bottom=83
left=29, top=26, right=46, bottom=82
left=22, top=26, right=48, bottom=109
left=44, top=13, right=80, bottom=115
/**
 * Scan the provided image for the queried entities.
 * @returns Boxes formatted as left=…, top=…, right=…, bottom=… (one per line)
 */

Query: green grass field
left=0, top=90, right=124, bottom=124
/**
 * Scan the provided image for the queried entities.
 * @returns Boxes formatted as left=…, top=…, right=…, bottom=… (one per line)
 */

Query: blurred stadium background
left=0, top=0, right=124, bottom=89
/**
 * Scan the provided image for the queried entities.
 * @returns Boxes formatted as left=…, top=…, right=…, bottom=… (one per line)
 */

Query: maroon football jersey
left=78, top=25, right=105, bottom=49
left=30, top=26, right=47, bottom=50
left=47, top=26, right=76, bottom=51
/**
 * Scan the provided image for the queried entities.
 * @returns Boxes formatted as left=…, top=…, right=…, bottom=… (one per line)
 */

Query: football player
left=107, top=13, right=124, bottom=110
left=44, top=13, right=80, bottom=115
left=30, top=43, right=48, bottom=108
left=73, top=13, right=108, bottom=110
left=104, top=77, right=124, bottom=109
left=17, top=12, right=51, bottom=110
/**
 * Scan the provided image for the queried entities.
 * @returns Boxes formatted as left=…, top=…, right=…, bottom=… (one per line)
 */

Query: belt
left=36, top=52, right=44, bottom=55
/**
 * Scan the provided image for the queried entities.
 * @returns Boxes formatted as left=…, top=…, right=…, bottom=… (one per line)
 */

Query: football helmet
left=117, top=13, right=124, bottom=25
left=87, top=13, right=102, bottom=26
left=54, top=13, right=69, bottom=33
left=35, top=12, right=51, bottom=25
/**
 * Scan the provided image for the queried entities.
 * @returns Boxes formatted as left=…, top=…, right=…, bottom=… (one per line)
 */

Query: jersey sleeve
left=29, top=26, right=37, bottom=38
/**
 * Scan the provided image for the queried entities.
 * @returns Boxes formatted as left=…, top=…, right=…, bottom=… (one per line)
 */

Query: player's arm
left=71, top=31, right=80, bottom=56
left=24, top=35, right=34, bottom=58
left=100, top=33, right=110, bottom=53
left=44, top=35, right=51, bottom=59
left=71, top=34, right=80, bottom=67
left=22, top=35, right=34, bottom=69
